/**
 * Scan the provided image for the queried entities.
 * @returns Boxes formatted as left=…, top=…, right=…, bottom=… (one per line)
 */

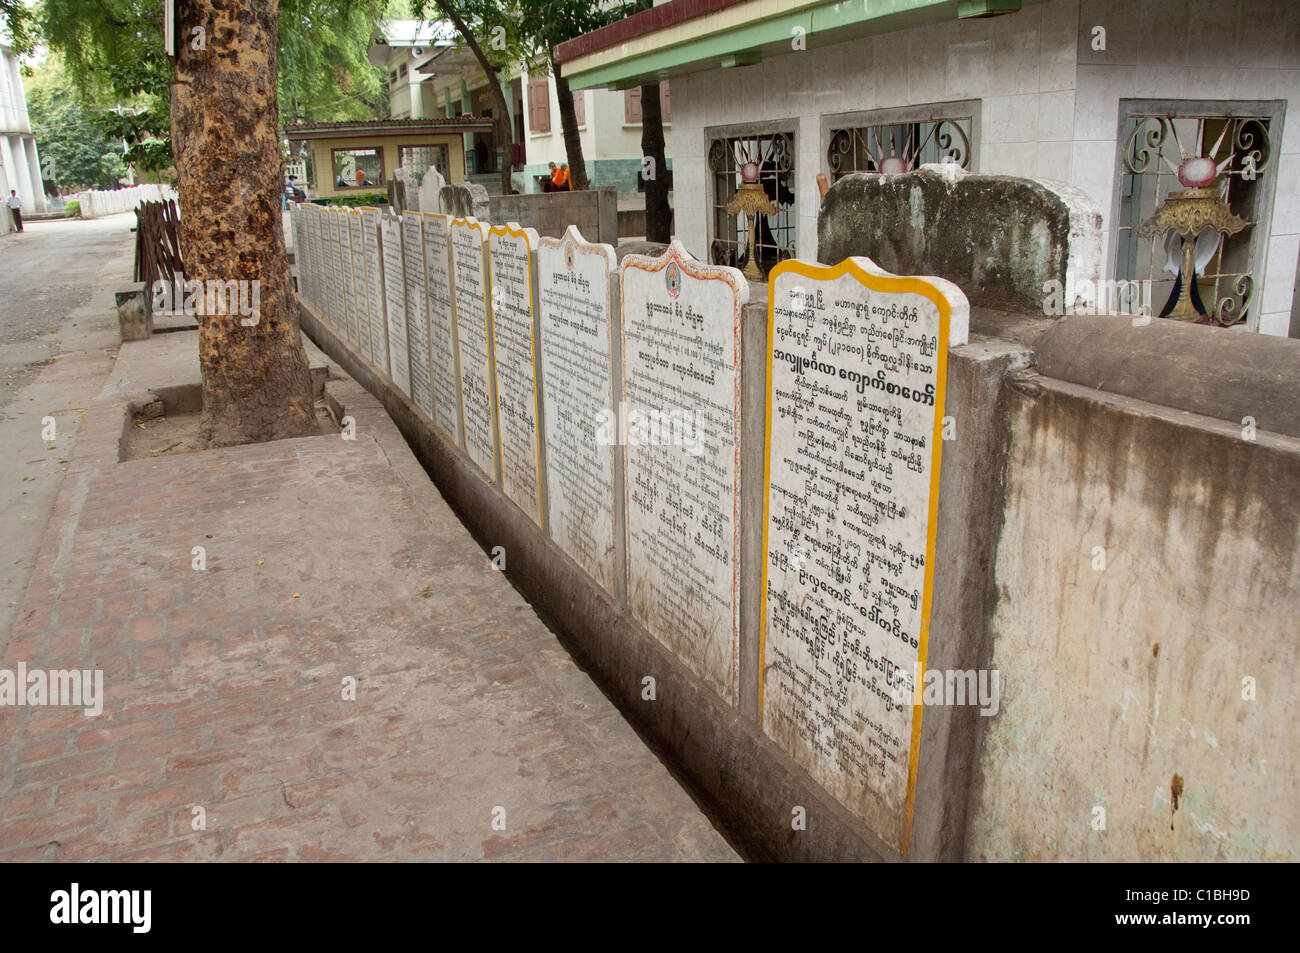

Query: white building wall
left=668, top=0, right=1300, bottom=335
left=1, top=41, right=46, bottom=219
left=522, top=80, right=668, bottom=169
left=522, top=79, right=593, bottom=168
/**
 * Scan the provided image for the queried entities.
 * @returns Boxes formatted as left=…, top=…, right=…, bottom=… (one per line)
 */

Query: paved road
left=0, top=215, right=136, bottom=409
left=0, top=214, right=136, bottom=637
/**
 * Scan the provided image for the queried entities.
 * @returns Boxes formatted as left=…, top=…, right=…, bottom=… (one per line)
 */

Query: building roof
left=554, top=0, right=747, bottom=65
left=554, top=0, right=1020, bottom=90
left=368, top=19, right=461, bottom=68
left=282, top=117, right=494, bottom=140
left=378, top=19, right=460, bottom=46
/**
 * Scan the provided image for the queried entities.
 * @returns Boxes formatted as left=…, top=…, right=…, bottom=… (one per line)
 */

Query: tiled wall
left=1073, top=0, right=1300, bottom=335
left=669, top=0, right=1300, bottom=335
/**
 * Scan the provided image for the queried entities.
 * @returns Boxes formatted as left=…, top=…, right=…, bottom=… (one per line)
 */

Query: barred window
left=1115, top=101, right=1280, bottom=329
left=707, top=127, right=795, bottom=279
left=331, top=147, right=383, bottom=189
left=825, top=101, right=976, bottom=180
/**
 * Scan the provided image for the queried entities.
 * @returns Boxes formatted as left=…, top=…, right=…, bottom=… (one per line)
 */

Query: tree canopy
left=37, top=0, right=390, bottom=175
left=25, top=56, right=130, bottom=191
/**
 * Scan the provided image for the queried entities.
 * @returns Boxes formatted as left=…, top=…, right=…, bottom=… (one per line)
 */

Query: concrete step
left=467, top=173, right=505, bottom=197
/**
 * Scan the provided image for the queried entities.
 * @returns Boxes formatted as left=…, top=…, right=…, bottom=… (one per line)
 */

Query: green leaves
left=410, top=0, right=636, bottom=73
left=38, top=0, right=392, bottom=180
left=278, top=0, right=389, bottom=125
left=25, top=58, right=130, bottom=189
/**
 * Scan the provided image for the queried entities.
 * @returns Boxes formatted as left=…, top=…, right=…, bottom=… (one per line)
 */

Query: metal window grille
left=826, top=117, right=972, bottom=180
left=399, top=144, right=449, bottom=184
left=1117, top=110, right=1274, bottom=327
left=708, top=131, right=795, bottom=277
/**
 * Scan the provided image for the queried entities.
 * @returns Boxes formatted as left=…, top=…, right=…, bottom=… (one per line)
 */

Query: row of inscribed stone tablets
left=296, top=204, right=978, bottom=854
left=294, top=204, right=392, bottom=383
left=293, top=206, right=748, bottom=711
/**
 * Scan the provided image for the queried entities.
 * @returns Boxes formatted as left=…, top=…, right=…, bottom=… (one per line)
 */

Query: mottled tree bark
left=640, top=82, right=670, bottom=243
left=172, top=0, right=317, bottom=448
left=555, top=64, right=588, bottom=191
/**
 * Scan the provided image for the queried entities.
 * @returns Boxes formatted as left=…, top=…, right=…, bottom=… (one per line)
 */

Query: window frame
left=528, top=77, right=551, bottom=135
left=704, top=118, right=799, bottom=276
left=329, top=145, right=385, bottom=191
left=820, top=99, right=980, bottom=181
left=398, top=143, right=450, bottom=183
left=1109, top=98, right=1286, bottom=332
left=624, top=83, right=672, bottom=126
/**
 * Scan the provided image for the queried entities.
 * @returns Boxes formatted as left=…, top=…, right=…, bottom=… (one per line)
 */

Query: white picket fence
left=74, top=184, right=179, bottom=219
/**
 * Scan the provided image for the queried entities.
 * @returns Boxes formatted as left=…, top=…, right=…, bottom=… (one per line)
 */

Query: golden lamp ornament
left=726, top=161, right=778, bottom=281
left=1135, top=122, right=1251, bottom=322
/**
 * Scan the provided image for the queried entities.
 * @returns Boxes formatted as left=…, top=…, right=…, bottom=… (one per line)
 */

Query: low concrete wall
left=1034, top=314, right=1300, bottom=439
left=302, top=294, right=1028, bottom=861
left=489, top=188, right=618, bottom=245
left=968, top=366, right=1300, bottom=861
left=75, top=184, right=178, bottom=218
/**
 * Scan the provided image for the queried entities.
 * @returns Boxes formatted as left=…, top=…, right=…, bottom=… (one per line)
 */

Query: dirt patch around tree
left=118, top=383, right=339, bottom=461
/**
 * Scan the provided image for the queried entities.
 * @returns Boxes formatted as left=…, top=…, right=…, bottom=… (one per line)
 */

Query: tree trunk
left=172, top=0, right=317, bottom=448
left=433, top=0, right=514, bottom=195
left=554, top=64, right=588, bottom=191
left=640, top=82, right=670, bottom=243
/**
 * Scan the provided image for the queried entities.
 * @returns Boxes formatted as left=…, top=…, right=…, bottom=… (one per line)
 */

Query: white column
left=23, top=137, right=45, bottom=212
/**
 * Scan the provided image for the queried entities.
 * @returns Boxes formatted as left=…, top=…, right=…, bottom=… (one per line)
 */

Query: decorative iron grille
left=826, top=117, right=972, bottom=180
left=709, top=131, right=795, bottom=278
left=399, top=144, right=450, bottom=184
left=1117, top=111, right=1273, bottom=327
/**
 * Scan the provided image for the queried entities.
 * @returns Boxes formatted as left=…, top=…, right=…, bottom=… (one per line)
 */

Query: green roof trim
left=564, top=0, right=978, bottom=89
left=958, top=0, right=1021, bottom=17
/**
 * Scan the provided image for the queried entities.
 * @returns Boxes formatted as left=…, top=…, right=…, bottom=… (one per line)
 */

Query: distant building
left=282, top=116, right=494, bottom=202
left=558, top=0, right=1300, bottom=337
left=0, top=35, right=47, bottom=228
left=369, top=19, right=671, bottom=198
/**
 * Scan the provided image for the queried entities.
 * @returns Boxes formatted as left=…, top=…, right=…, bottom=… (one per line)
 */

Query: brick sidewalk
left=0, top=333, right=738, bottom=862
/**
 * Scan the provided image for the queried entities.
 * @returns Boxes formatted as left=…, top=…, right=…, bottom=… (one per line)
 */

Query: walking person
left=6, top=190, right=22, bottom=232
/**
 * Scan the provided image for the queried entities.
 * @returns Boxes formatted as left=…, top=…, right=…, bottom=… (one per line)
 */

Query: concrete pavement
left=0, top=328, right=740, bottom=862
left=0, top=214, right=137, bottom=637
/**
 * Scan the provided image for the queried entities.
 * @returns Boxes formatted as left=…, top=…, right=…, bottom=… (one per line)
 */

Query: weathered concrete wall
left=1034, top=314, right=1300, bottom=439
left=489, top=188, right=619, bottom=245
left=968, top=361, right=1300, bottom=861
left=817, top=166, right=1101, bottom=313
